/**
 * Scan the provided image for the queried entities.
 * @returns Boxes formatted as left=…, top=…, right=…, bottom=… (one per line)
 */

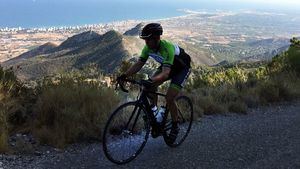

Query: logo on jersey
left=149, top=53, right=164, bottom=64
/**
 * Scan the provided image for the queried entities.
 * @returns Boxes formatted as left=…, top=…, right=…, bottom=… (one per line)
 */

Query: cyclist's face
left=145, top=36, right=160, bottom=50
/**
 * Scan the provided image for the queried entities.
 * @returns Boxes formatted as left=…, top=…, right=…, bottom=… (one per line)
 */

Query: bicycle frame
left=117, top=78, right=177, bottom=135
left=124, top=86, right=167, bottom=133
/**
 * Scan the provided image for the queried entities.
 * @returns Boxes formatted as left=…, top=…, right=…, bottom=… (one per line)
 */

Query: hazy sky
left=233, top=0, right=300, bottom=5
left=0, top=0, right=299, bottom=28
left=177, top=0, right=300, bottom=7
left=1, top=0, right=300, bottom=5
left=1, top=0, right=300, bottom=7
left=180, top=0, right=300, bottom=4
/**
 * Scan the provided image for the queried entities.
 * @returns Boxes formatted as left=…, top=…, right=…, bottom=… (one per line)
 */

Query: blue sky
left=1, top=0, right=299, bottom=10
left=0, top=0, right=299, bottom=28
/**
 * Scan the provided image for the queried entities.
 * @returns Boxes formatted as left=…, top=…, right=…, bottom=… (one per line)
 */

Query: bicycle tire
left=102, top=102, right=150, bottom=164
left=163, top=95, right=193, bottom=147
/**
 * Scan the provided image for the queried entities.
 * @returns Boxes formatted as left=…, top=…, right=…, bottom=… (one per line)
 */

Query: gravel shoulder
left=1, top=101, right=300, bottom=169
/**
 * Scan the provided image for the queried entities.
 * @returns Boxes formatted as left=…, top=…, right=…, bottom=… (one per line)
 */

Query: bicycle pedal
left=151, top=132, right=160, bottom=138
left=151, top=128, right=162, bottom=138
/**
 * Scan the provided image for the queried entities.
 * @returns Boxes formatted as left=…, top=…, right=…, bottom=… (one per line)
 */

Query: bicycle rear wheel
left=163, top=95, right=193, bottom=147
left=102, top=102, right=150, bottom=164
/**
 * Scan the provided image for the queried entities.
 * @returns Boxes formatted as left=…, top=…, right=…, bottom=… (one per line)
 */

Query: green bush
left=287, top=46, right=300, bottom=73
left=290, top=37, right=300, bottom=45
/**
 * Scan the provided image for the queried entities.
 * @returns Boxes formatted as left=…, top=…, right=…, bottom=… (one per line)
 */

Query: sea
left=0, top=0, right=299, bottom=28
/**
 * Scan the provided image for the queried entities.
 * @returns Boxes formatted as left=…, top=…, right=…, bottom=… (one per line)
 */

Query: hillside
left=3, top=25, right=217, bottom=80
left=4, top=19, right=292, bottom=80
left=3, top=30, right=135, bottom=80
left=5, top=42, right=58, bottom=64
left=123, top=23, right=144, bottom=36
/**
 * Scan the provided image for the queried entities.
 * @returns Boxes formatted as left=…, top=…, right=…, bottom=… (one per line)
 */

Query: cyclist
left=117, top=23, right=191, bottom=144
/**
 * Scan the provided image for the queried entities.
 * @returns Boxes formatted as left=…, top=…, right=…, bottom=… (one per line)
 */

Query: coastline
left=0, top=10, right=191, bottom=30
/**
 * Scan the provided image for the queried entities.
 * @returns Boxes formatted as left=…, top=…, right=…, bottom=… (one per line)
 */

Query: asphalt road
left=1, top=101, right=300, bottom=169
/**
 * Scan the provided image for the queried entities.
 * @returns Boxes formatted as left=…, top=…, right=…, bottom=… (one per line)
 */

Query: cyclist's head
left=140, top=23, right=162, bottom=49
left=139, top=23, right=163, bottom=40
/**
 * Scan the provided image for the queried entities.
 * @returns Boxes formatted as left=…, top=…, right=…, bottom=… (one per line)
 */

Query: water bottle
left=156, top=106, right=166, bottom=123
left=151, top=105, right=158, bottom=116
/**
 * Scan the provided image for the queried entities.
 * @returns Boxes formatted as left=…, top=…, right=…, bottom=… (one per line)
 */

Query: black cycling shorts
left=154, top=65, right=191, bottom=91
left=153, top=48, right=191, bottom=91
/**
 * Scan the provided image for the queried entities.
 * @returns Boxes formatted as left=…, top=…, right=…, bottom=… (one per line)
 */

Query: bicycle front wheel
left=163, top=95, right=193, bottom=147
left=102, top=102, right=150, bottom=164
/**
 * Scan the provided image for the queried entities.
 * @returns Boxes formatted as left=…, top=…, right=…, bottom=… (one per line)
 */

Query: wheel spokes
left=103, top=102, right=150, bottom=164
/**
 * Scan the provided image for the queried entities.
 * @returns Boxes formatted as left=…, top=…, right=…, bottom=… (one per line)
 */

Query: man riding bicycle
left=117, top=23, right=191, bottom=143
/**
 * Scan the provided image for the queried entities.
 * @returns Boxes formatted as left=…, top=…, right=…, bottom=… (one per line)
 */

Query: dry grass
left=188, top=71, right=299, bottom=115
left=32, top=76, right=120, bottom=148
left=0, top=109, right=9, bottom=153
left=187, top=43, right=300, bottom=115
left=0, top=66, right=21, bottom=153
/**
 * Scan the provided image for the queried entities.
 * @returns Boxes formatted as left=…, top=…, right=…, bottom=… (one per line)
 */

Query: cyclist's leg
left=167, top=67, right=191, bottom=122
left=165, top=67, right=191, bottom=143
left=148, top=68, right=163, bottom=106
left=166, top=88, right=180, bottom=122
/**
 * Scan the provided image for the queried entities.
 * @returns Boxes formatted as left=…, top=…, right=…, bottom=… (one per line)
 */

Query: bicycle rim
left=102, top=102, right=150, bottom=164
left=163, top=95, right=193, bottom=147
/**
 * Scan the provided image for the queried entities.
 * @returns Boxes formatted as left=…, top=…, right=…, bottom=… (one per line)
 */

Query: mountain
left=123, top=23, right=144, bottom=36
left=240, top=38, right=291, bottom=62
left=2, top=25, right=217, bottom=80
left=6, top=25, right=289, bottom=81
left=55, top=31, right=102, bottom=52
left=213, top=60, right=230, bottom=67
left=5, top=42, right=57, bottom=63
left=3, top=30, right=136, bottom=80
left=72, top=30, right=129, bottom=72
left=2, top=23, right=241, bottom=80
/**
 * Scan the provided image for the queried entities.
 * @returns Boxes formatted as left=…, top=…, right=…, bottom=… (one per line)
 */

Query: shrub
left=257, top=81, right=281, bottom=103
left=240, top=87, right=260, bottom=108
left=287, top=46, right=300, bottom=73
left=213, top=86, right=239, bottom=103
left=0, top=66, right=27, bottom=152
left=195, top=92, right=226, bottom=115
left=0, top=109, right=9, bottom=153
left=187, top=92, right=204, bottom=119
left=228, top=101, right=247, bottom=114
left=32, top=75, right=120, bottom=148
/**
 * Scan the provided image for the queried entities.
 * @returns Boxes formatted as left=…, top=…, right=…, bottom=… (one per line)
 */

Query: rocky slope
left=3, top=30, right=140, bottom=80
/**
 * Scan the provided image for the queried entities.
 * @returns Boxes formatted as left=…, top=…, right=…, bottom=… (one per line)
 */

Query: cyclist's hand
left=116, top=74, right=127, bottom=83
left=116, top=74, right=129, bottom=92
left=141, top=79, right=154, bottom=88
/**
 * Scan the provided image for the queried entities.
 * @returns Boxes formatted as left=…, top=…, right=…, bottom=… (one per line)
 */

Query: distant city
left=0, top=20, right=140, bottom=33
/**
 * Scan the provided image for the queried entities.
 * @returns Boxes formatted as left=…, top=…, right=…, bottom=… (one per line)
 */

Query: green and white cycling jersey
left=139, top=40, right=189, bottom=68
left=139, top=39, right=192, bottom=90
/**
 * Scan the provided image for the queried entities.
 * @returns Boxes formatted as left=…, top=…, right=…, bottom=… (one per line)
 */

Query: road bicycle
left=102, top=78, right=193, bottom=164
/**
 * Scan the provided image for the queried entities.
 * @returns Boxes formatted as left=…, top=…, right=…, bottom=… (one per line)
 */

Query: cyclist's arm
left=151, top=66, right=171, bottom=83
left=124, top=60, right=145, bottom=76
left=125, top=46, right=149, bottom=76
